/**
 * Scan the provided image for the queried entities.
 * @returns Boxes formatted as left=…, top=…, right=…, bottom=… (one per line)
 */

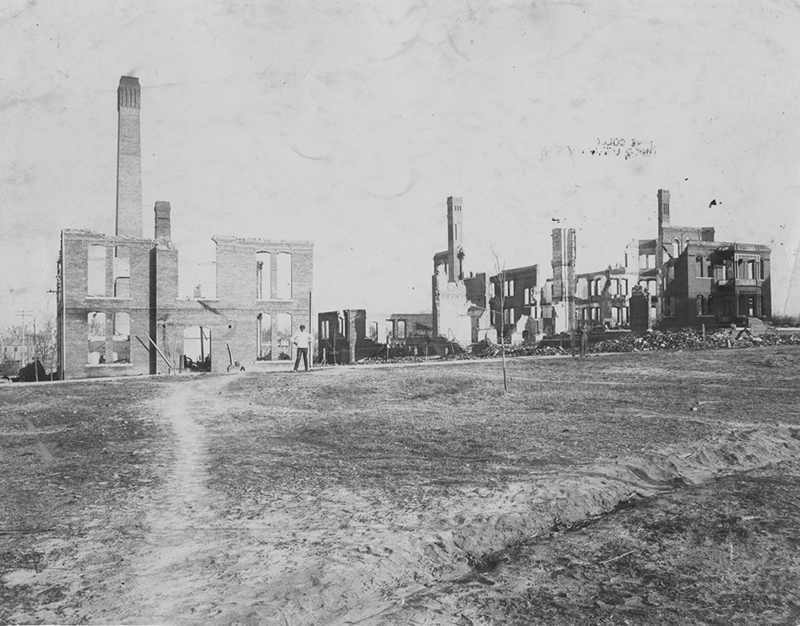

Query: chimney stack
left=657, top=189, right=670, bottom=228
left=154, top=201, right=171, bottom=242
left=446, top=196, right=464, bottom=282
left=116, top=76, right=143, bottom=238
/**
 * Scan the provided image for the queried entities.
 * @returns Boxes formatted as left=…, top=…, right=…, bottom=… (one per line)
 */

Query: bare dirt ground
left=2, top=346, right=800, bottom=625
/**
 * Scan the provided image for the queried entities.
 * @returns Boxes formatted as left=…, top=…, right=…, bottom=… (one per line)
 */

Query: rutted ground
left=1, top=347, right=799, bottom=625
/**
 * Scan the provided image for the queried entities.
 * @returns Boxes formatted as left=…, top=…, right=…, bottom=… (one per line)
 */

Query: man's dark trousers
left=294, top=348, right=309, bottom=371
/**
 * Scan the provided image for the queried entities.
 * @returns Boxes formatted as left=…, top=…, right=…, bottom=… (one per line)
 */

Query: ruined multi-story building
left=543, top=190, right=771, bottom=333
left=489, top=265, right=540, bottom=340
left=317, top=309, right=384, bottom=364
left=56, top=76, right=313, bottom=379
left=431, top=197, right=494, bottom=345
left=430, top=197, right=542, bottom=345
left=653, top=190, right=771, bottom=328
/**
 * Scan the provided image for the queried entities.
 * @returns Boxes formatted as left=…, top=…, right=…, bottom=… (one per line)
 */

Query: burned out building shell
left=56, top=76, right=313, bottom=379
left=58, top=212, right=313, bottom=379
left=489, top=265, right=540, bottom=340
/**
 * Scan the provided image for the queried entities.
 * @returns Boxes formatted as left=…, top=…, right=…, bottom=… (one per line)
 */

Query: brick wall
left=60, top=230, right=154, bottom=379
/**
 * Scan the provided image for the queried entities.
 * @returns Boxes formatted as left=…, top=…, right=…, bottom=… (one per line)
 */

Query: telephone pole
left=14, top=311, right=33, bottom=367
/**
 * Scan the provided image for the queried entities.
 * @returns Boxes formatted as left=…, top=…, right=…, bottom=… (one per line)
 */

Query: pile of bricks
left=354, top=330, right=800, bottom=365
left=590, top=329, right=800, bottom=353
left=471, top=329, right=800, bottom=359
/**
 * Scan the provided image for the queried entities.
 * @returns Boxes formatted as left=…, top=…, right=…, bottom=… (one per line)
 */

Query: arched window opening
left=276, top=252, right=292, bottom=300
left=256, top=252, right=271, bottom=300
left=257, top=312, right=272, bottom=360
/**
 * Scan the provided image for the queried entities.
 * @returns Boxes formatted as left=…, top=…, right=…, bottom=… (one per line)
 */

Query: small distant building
left=317, top=309, right=382, bottom=364
left=387, top=313, right=433, bottom=346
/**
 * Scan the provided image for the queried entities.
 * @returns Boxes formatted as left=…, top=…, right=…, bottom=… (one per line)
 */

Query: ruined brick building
left=553, top=190, right=771, bottom=332
left=431, top=197, right=542, bottom=345
left=652, top=189, right=771, bottom=328
left=56, top=76, right=313, bottom=379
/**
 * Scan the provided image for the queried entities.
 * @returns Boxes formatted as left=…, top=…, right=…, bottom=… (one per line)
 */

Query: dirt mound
left=323, top=427, right=800, bottom=625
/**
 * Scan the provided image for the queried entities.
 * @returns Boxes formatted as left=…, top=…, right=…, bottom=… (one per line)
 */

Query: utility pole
left=14, top=311, right=33, bottom=368
left=32, top=318, right=39, bottom=381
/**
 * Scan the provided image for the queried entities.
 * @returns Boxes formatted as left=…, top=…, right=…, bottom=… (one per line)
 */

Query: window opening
left=276, top=252, right=292, bottom=300
left=88, top=245, right=106, bottom=296
left=277, top=313, right=292, bottom=360
left=257, top=313, right=272, bottom=360
left=112, top=312, right=130, bottom=363
left=256, top=252, right=271, bottom=300
left=113, top=246, right=131, bottom=297
left=87, top=312, right=106, bottom=364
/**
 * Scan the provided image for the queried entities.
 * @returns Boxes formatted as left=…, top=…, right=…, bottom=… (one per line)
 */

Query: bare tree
left=490, top=250, right=509, bottom=394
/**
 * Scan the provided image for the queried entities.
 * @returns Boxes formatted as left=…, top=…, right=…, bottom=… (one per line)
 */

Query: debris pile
left=351, top=329, right=800, bottom=365
left=591, top=329, right=800, bottom=353
left=470, top=329, right=800, bottom=359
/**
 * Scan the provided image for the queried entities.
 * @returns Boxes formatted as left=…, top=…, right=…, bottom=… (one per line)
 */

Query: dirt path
left=91, top=376, right=241, bottom=623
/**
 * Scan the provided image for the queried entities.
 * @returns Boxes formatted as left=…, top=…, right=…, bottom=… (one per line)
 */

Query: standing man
left=292, top=325, right=313, bottom=372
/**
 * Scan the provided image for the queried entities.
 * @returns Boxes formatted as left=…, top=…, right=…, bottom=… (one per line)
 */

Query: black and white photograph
left=2, top=1, right=800, bottom=624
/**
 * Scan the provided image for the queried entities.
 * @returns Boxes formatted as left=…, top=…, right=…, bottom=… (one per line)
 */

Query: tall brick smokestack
left=116, top=76, right=143, bottom=238
left=552, top=227, right=577, bottom=331
left=446, top=196, right=464, bottom=282
left=657, top=189, right=670, bottom=228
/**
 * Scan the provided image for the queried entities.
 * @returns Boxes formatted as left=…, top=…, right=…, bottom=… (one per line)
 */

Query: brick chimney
left=116, top=76, right=143, bottom=238
left=657, top=189, right=670, bottom=227
left=154, top=201, right=171, bottom=242
left=446, top=196, right=464, bottom=282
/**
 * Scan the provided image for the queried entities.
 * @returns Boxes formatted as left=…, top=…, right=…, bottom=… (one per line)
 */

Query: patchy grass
left=205, top=347, right=800, bottom=511
left=0, top=380, right=167, bottom=624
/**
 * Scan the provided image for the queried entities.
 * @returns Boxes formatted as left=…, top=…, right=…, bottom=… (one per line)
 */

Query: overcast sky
left=2, top=0, right=800, bottom=332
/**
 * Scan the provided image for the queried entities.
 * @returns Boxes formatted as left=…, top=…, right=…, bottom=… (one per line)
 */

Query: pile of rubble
left=591, top=329, right=800, bottom=353
left=351, top=329, right=800, bottom=365
left=468, top=329, right=800, bottom=359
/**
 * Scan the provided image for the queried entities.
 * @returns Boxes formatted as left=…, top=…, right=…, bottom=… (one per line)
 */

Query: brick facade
left=58, top=219, right=314, bottom=379
left=56, top=75, right=314, bottom=379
